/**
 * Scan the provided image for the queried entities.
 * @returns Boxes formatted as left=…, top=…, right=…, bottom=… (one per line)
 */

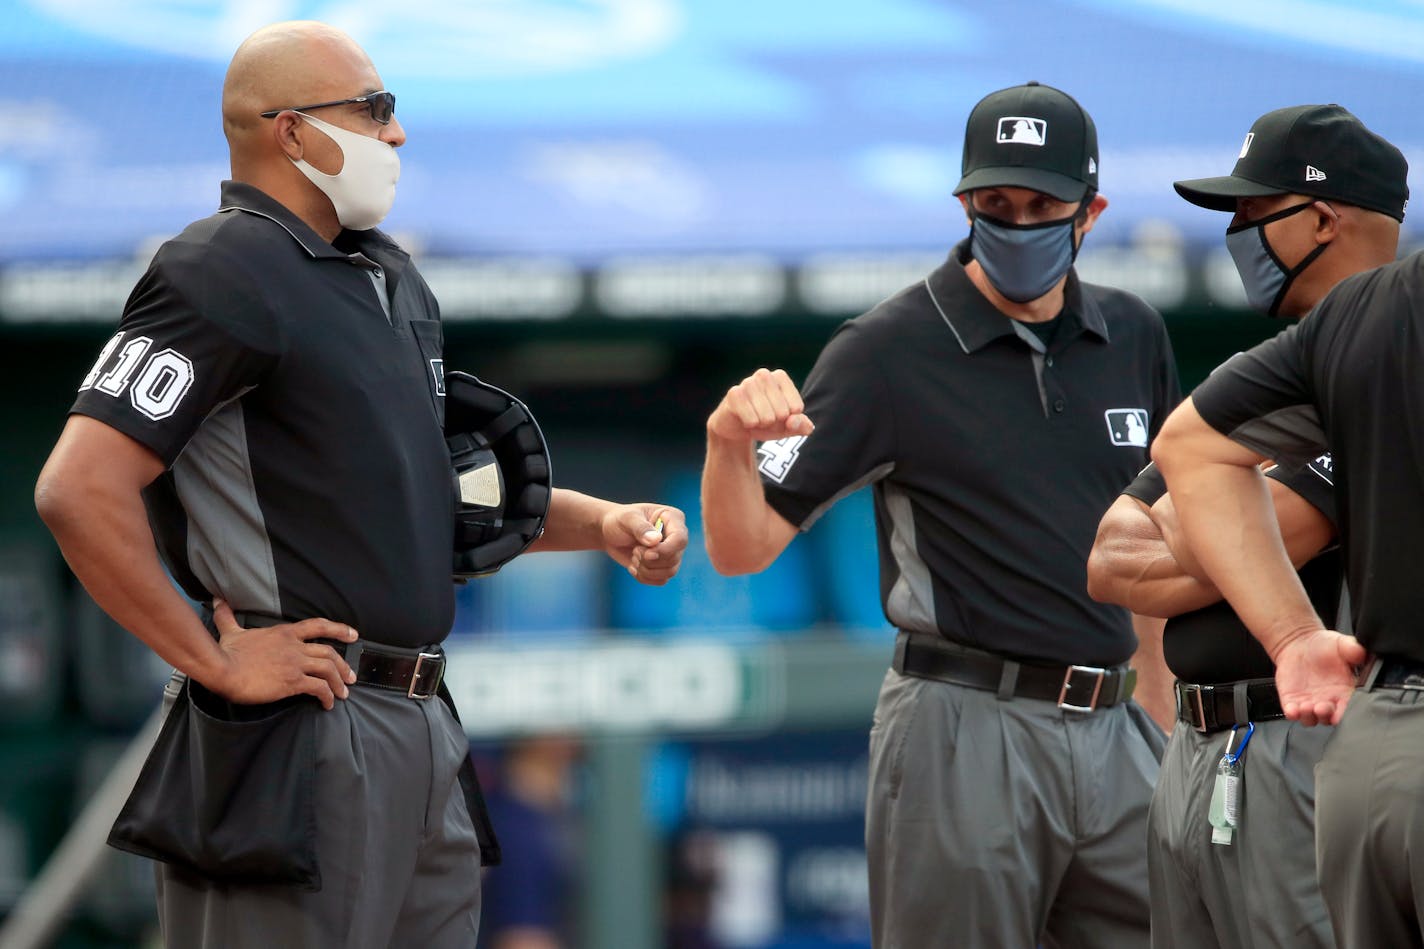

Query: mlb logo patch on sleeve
left=1104, top=409, right=1149, bottom=448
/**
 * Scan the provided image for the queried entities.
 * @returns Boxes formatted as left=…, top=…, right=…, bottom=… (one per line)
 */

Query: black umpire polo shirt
left=1193, top=250, right=1424, bottom=662
left=1122, top=460, right=1341, bottom=683
left=70, top=181, right=455, bottom=649
left=761, top=241, right=1181, bottom=667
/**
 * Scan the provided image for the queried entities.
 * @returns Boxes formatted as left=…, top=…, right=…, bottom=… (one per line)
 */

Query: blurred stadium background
left=2, top=1, right=1423, bottom=947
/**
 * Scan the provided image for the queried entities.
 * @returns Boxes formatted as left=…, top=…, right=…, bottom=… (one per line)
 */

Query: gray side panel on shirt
left=797, top=462, right=895, bottom=530
left=883, top=483, right=936, bottom=633
left=173, top=400, right=282, bottom=617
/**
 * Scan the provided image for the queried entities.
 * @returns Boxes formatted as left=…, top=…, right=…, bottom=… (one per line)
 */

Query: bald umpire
left=34, top=20, right=686, bottom=949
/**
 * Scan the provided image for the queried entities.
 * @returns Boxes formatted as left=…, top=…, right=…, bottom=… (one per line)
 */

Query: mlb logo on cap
left=997, top=117, right=1047, bottom=146
left=955, top=82, right=1098, bottom=203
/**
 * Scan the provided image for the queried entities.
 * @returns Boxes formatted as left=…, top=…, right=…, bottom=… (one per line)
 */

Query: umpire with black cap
left=1089, top=103, right=1406, bottom=949
left=1149, top=101, right=1424, bottom=941
left=1176, top=103, right=1408, bottom=317
left=700, top=81, right=1180, bottom=948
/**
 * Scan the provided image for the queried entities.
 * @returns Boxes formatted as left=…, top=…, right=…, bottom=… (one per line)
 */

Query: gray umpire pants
left=1147, top=719, right=1334, bottom=949
left=154, top=684, right=482, bottom=949
left=865, top=668, right=1163, bottom=949
left=1315, top=685, right=1424, bottom=948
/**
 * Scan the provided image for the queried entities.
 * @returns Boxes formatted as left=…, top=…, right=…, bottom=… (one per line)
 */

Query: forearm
left=701, top=431, right=788, bottom=575
left=38, top=485, right=225, bottom=686
left=528, top=488, right=617, bottom=552
left=1157, top=451, right=1322, bottom=657
left=1086, top=498, right=1221, bottom=617
left=1184, top=468, right=1318, bottom=648
left=1090, top=542, right=1221, bottom=617
left=1130, top=613, right=1175, bottom=734
left=1150, top=495, right=1211, bottom=582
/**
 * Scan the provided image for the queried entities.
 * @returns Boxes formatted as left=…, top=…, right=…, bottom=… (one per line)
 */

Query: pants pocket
left=110, top=675, right=322, bottom=890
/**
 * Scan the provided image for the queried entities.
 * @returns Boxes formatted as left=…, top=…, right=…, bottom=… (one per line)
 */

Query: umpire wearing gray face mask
left=952, top=81, right=1107, bottom=318
left=967, top=198, right=1092, bottom=303
left=1176, top=103, right=1408, bottom=319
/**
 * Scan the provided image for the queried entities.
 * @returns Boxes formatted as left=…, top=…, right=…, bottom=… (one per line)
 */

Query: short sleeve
left=1266, top=453, right=1337, bottom=528
left=761, top=320, right=898, bottom=529
left=70, top=239, right=283, bottom=466
left=1190, top=322, right=1326, bottom=467
left=1121, top=462, right=1167, bottom=506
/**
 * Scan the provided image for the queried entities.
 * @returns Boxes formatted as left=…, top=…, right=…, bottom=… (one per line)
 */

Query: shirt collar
left=215, top=180, right=410, bottom=281
left=925, top=239, right=1110, bottom=354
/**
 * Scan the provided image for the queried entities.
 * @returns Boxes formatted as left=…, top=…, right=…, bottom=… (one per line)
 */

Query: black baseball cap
left=953, top=81, right=1098, bottom=202
left=1174, top=104, right=1409, bottom=222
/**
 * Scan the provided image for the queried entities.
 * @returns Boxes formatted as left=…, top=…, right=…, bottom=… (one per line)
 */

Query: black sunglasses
left=259, top=90, right=395, bottom=126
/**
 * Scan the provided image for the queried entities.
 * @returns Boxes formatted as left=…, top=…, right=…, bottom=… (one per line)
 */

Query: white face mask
left=290, top=112, right=400, bottom=231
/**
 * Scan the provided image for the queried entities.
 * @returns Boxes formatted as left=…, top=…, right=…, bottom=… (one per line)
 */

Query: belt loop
left=1360, top=655, right=1383, bottom=691
left=1117, top=667, right=1137, bottom=704
left=1233, top=681, right=1250, bottom=724
left=996, top=660, right=1020, bottom=701
left=893, top=633, right=910, bottom=676
left=344, top=639, right=365, bottom=669
left=1105, top=668, right=1126, bottom=705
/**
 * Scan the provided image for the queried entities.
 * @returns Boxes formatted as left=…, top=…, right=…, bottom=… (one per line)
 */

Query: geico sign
left=443, top=641, right=747, bottom=734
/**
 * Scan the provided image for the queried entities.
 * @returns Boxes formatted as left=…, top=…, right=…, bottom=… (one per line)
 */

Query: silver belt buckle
left=1179, top=682, right=1209, bottom=732
left=407, top=651, right=444, bottom=700
left=1058, top=664, right=1106, bottom=712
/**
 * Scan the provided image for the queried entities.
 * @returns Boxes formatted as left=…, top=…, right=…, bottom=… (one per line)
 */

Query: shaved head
left=218, top=21, right=402, bottom=240
left=222, top=21, right=381, bottom=157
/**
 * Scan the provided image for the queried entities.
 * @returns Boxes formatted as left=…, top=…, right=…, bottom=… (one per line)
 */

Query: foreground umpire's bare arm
left=529, top=488, right=688, bottom=586
left=1152, top=397, right=1364, bottom=726
left=1088, top=481, right=1334, bottom=618
left=35, top=415, right=357, bottom=709
left=1090, top=467, right=1336, bottom=734
left=702, top=368, right=814, bottom=575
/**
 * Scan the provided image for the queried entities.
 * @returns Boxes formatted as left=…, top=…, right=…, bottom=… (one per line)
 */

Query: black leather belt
left=199, top=606, right=446, bottom=701
left=894, top=633, right=1135, bottom=711
left=1175, top=678, right=1283, bottom=733
left=339, top=641, right=446, bottom=700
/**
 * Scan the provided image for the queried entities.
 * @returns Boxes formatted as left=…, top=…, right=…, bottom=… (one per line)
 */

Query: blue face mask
left=969, top=211, right=1080, bottom=304
left=1225, top=202, right=1327, bottom=317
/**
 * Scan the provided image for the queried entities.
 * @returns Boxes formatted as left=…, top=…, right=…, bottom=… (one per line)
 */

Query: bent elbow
left=34, top=468, right=74, bottom=533
left=34, top=459, right=106, bottom=540
left=1149, top=413, right=1189, bottom=475
left=705, top=540, right=768, bottom=577
left=1085, top=550, right=1115, bottom=604
left=1085, top=544, right=1138, bottom=609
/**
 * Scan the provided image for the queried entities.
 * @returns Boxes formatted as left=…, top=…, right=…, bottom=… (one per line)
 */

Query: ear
left=1076, top=193, right=1110, bottom=237
left=1313, top=201, right=1341, bottom=245
left=957, top=193, right=973, bottom=225
left=272, top=112, right=305, bottom=161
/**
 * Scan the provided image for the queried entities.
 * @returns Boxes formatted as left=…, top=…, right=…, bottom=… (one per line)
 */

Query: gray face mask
left=969, top=211, right=1079, bottom=303
left=1224, top=202, right=1326, bottom=317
